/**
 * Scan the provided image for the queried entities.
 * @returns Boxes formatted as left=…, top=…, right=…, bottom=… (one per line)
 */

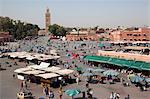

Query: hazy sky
left=1, top=0, right=150, bottom=28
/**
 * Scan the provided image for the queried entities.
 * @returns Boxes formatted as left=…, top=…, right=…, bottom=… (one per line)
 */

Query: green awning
left=84, top=55, right=110, bottom=63
left=108, top=58, right=131, bottom=67
left=98, top=43, right=104, bottom=47
left=130, top=61, right=145, bottom=70
left=84, top=55, right=150, bottom=71
left=141, top=63, right=150, bottom=71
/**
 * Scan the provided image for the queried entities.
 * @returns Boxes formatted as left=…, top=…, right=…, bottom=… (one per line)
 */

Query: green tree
left=0, top=16, right=40, bottom=40
left=48, top=24, right=67, bottom=36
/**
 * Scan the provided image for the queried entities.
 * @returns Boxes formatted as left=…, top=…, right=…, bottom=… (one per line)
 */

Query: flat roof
left=22, top=70, right=45, bottom=75
left=53, top=69, right=74, bottom=75
left=40, top=66, right=61, bottom=72
left=36, top=73, right=60, bottom=79
left=98, top=50, right=150, bottom=62
left=124, top=46, right=150, bottom=50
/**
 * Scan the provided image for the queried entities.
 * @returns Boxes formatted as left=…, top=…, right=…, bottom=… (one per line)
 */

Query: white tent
left=27, top=62, right=50, bottom=69
left=14, top=67, right=32, bottom=73
left=39, top=62, right=50, bottom=68
left=27, top=65, right=39, bottom=68
left=22, top=70, right=45, bottom=75
left=17, top=75, right=24, bottom=80
left=36, top=73, right=60, bottom=79
left=53, top=69, right=74, bottom=75
left=26, top=56, right=35, bottom=60
left=40, top=66, right=61, bottom=72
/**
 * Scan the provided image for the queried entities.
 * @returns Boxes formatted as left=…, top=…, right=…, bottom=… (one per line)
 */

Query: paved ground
left=0, top=57, right=149, bottom=99
left=0, top=39, right=150, bottom=99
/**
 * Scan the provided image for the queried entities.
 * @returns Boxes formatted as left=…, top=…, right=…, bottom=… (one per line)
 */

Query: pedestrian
left=13, top=74, right=15, bottom=78
left=86, top=83, right=89, bottom=89
left=49, top=90, right=54, bottom=99
left=20, top=82, right=23, bottom=90
left=87, top=88, right=93, bottom=99
left=125, top=94, right=130, bottom=99
left=76, top=77, right=79, bottom=85
left=116, top=93, right=120, bottom=99
left=110, top=92, right=114, bottom=99
left=44, top=86, right=49, bottom=97
left=59, top=86, right=63, bottom=99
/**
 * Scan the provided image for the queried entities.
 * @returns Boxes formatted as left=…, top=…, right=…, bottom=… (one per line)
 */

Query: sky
left=1, top=0, right=150, bottom=28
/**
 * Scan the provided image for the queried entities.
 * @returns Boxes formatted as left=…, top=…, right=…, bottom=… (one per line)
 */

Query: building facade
left=109, top=28, right=150, bottom=42
left=97, top=50, right=150, bottom=62
left=45, top=8, right=51, bottom=33
left=0, top=32, right=12, bottom=45
left=66, top=30, right=99, bottom=41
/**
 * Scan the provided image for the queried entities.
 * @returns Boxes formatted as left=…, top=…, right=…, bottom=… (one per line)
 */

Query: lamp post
left=58, top=77, right=63, bottom=99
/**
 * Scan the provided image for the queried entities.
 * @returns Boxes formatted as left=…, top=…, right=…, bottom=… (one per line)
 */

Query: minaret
left=45, top=8, right=51, bottom=33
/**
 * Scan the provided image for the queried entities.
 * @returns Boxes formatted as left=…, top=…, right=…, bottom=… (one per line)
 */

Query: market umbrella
left=82, top=72, right=94, bottom=77
left=93, top=68, right=105, bottom=73
left=145, top=78, right=150, bottom=83
left=103, top=70, right=119, bottom=77
left=130, top=75, right=144, bottom=83
left=65, top=89, right=81, bottom=98
left=39, top=96, right=45, bottom=99
left=84, top=68, right=94, bottom=72
left=73, top=67, right=83, bottom=71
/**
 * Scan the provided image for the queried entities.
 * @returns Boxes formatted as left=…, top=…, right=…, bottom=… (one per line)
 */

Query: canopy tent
left=129, top=75, right=144, bottom=83
left=22, top=70, right=45, bottom=75
left=5, top=52, right=60, bottom=61
left=36, top=73, right=60, bottom=79
left=53, top=69, right=74, bottom=75
left=14, top=67, right=32, bottom=73
left=26, top=56, right=35, bottom=60
left=73, top=67, right=83, bottom=72
left=65, top=89, right=81, bottom=97
left=40, top=66, right=61, bottom=72
left=82, top=72, right=94, bottom=77
left=103, top=70, right=119, bottom=77
left=84, top=55, right=150, bottom=71
left=27, top=62, right=50, bottom=69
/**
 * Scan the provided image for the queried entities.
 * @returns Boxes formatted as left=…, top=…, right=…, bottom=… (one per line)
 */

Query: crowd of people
left=0, top=36, right=149, bottom=99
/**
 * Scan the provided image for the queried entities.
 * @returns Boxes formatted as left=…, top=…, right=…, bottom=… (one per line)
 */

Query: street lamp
left=58, top=77, right=63, bottom=99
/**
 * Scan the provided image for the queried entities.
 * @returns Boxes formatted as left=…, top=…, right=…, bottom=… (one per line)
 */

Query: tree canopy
left=48, top=24, right=67, bottom=36
left=0, top=16, right=40, bottom=40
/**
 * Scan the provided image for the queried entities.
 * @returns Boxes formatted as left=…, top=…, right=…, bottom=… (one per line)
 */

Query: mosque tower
left=45, top=8, right=51, bottom=33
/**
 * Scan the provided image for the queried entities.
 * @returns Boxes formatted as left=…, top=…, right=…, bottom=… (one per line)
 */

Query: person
left=125, top=94, right=130, bottom=99
left=87, top=88, right=93, bottom=99
left=44, top=86, right=49, bottom=97
left=82, top=91, right=86, bottom=98
left=89, top=88, right=93, bottom=98
left=86, top=83, right=89, bottom=89
left=20, top=82, right=23, bottom=91
left=23, top=80, right=27, bottom=89
left=116, top=93, right=120, bottom=99
left=49, top=90, right=54, bottom=99
left=76, top=77, right=79, bottom=85
left=59, top=86, right=63, bottom=99
left=13, top=74, right=15, bottom=78
left=110, top=92, right=114, bottom=99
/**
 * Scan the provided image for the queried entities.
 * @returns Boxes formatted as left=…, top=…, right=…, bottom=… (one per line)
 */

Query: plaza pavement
left=0, top=39, right=150, bottom=99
